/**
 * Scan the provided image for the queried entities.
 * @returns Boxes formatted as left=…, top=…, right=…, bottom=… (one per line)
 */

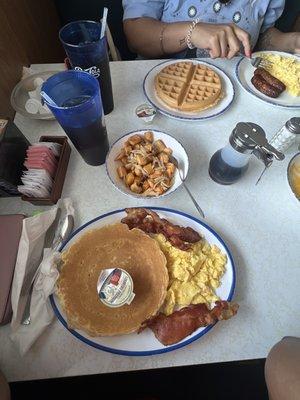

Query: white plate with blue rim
left=235, top=51, right=300, bottom=109
left=143, top=59, right=235, bottom=122
left=50, top=207, right=236, bottom=356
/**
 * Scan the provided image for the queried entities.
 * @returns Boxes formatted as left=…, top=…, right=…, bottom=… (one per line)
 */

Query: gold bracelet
left=159, top=24, right=168, bottom=55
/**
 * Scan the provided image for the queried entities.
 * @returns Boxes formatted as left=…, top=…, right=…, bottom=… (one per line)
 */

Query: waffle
left=154, top=62, right=223, bottom=112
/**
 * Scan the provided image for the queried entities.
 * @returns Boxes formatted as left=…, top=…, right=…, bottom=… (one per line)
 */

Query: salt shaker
left=269, top=118, right=300, bottom=153
left=209, top=122, right=284, bottom=185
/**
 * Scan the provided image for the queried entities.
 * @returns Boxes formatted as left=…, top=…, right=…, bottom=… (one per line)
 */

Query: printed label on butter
left=97, top=268, right=135, bottom=308
left=135, top=103, right=156, bottom=123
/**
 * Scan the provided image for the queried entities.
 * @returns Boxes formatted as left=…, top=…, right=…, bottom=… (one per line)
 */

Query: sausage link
left=251, top=75, right=280, bottom=98
left=254, top=68, right=286, bottom=93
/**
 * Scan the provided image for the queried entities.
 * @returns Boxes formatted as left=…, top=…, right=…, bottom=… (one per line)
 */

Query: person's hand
left=191, top=22, right=251, bottom=59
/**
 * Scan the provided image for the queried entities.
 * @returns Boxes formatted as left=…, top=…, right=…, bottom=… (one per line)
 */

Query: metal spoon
left=169, top=155, right=205, bottom=219
left=21, top=213, right=74, bottom=325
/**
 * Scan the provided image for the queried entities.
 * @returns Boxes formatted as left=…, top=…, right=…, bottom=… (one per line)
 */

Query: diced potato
left=143, top=163, right=153, bottom=175
left=166, top=163, right=176, bottom=178
left=121, top=156, right=128, bottom=165
left=130, top=182, right=142, bottom=193
left=125, top=163, right=133, bottom=171
left=158, top=152, right=169, bottom=164
left=115, top=149, right=125, bottom=161
left=117, top=166, right=127, bottom=179
left=163, top=147, right=173, bottom=155
left=144, top=143, right=153, bottom=152
left=128, top=134, right=142, bottom=146
left=136, top=155, right=147, bottom=166
left=125, top=172, right=135, bottom=186
left=134, top=144, right=141, bottom=150
left=134, top=167, right=143, bottom=177
left=166, top=162, right=176, bottom=169
left=154, top=139, right=166, bottom=153
left=142, top=180, right=150, bottom=191
left=144, top=131, right=154, bottom=143
left=134, top=176, right=142, bottom=185
left=124, top=145, right=132, bottom=155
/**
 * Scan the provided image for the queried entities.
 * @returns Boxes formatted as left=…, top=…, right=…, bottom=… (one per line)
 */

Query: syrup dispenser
left=208, top=122, right=284, bottom=185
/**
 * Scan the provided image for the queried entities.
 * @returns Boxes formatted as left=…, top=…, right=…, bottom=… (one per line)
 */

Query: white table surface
left=0, top=59, right=299, bottom=382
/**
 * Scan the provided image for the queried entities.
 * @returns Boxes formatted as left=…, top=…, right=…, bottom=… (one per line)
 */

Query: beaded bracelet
left=186, top=17, right=200, bottom=49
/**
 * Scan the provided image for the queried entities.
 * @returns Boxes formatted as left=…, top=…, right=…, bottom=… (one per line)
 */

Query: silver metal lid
left=229, top=122, right=285, bottom=165
left=286, top=118, right=300, bottom=135
left=229, top=122, right=266, bottom=153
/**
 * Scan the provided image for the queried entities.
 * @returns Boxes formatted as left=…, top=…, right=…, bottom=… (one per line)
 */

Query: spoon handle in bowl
left=181, top=181, right=205, bottom=219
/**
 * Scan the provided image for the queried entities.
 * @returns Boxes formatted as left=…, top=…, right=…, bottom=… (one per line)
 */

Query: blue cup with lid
left=59, top=20, right=114, bottom=115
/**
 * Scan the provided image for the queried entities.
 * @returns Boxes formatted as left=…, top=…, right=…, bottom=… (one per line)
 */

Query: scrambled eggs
left=153, top=234, right=227, bottom=316
left=260, top=54, right=300, bottom=96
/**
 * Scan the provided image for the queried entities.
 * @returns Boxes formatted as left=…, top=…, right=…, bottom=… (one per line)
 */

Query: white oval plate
left=235, top=51, right=300, bottom=109
left=106, top=129, right=189, bottom=199
left=143, top=59, right=235, bottom=121
left=50, top=207, right=236, bottom=356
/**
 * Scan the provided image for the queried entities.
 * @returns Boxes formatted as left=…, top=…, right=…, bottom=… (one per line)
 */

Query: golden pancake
left=56, top=223, right=168, bottom=336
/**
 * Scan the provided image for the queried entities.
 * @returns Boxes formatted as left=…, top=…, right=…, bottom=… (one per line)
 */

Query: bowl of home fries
left=106, top=129, right=189, bottom=198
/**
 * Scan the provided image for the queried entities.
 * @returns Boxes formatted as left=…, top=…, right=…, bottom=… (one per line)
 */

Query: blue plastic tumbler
left=59, top=20, right=114, bottom=115
left=41, top=70, right=109, bottom=166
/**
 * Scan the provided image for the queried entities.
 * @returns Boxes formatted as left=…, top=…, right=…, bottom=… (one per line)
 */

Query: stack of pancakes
left=56, top=223, right=168, bottom=336
left=154, top=61, right=222, bottom=112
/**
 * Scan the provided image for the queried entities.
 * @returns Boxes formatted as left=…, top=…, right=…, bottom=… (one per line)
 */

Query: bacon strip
left=142, top=301, right=239, bottom=346
left=121, top=208, right=201, bottom=250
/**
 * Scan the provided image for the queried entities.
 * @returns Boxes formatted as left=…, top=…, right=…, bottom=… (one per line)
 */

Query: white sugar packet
left=10, top=198, right=74, bottom=355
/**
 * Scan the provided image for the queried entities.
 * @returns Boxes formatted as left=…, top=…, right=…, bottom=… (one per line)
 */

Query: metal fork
left=250, top=56, right=272, bottom=69
left=238, top=52, right=272, bottom=69
left=169, top=155, right=205, bottom=219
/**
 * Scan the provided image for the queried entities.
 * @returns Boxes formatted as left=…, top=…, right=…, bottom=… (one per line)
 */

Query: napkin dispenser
left=0, top=214, right=25, bottom=325
left=0, top=118, right=30, bottom=197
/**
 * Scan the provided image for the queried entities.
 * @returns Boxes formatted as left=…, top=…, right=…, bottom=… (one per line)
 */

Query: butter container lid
left=97, top=268, right=135, bottom=308
left=135, top=103, right=156, bottom=123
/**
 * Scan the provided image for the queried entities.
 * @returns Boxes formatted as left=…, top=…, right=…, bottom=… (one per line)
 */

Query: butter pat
left=97, top=268, right=135, bottom=308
